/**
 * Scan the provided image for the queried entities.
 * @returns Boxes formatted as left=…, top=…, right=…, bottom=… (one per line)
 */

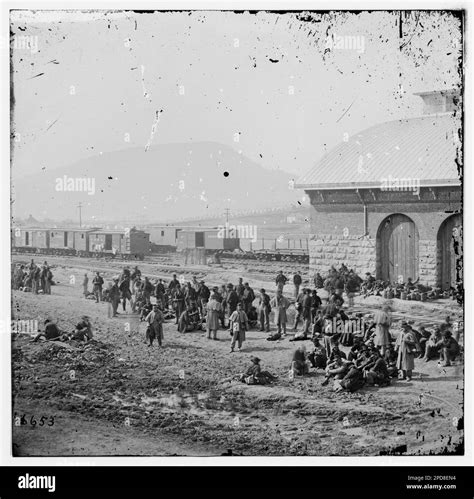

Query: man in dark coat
left=92, top=272, right=104, bottom=303
left=293, top=272, right=302, bottom=300
left=110, top=278, right=121, bottom=317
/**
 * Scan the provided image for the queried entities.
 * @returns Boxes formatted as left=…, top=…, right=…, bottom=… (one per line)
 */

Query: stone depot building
left=295, top=90, right=462, bottom=290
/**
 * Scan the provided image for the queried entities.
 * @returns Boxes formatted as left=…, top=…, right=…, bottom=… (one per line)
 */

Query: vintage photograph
left=10, top=9, right=463, bottom=457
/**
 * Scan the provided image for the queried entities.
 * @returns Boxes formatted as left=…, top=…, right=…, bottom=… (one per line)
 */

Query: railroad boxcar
left=147, top=226, right=182, bottom=246
left=88, top=228, right=150, bottom=259
left=12, top=227, right=50, bottom=253
left=176, top=229, right=240, bottom=252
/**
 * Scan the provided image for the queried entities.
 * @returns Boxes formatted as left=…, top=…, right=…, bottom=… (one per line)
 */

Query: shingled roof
left=295, top=113, right=462, bottom=190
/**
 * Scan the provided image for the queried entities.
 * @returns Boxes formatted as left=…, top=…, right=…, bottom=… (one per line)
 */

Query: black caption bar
left=0, top=466, right=473, bottom=497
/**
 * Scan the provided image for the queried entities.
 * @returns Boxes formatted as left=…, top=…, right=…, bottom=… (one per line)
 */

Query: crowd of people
left=21, top=260, right=462, bottom=393
left=12, top=259, right=53, bottom=294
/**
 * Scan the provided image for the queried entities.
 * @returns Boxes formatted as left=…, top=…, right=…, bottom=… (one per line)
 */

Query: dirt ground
left=11, top=255, right=464, bottom=457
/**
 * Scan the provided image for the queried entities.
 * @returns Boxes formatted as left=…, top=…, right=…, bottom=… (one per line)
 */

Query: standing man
left=395, top=322, right=416, bottom=381
left=172, top=284, right=186, bottom=325
left=275, top=271, right=288, bottom=292
left=226, top=284, right=239, bottom=318
left=168, top=274, right=179, bottom=293
left=293, top=272, right=302, bottom=301
left=257, top=288, right=271, bottom=332
left=219, top=285, right=227, bottom=328
left=82, top=273, right=89, bottom=298
left=197, top=280, right=210, bottom=316
left=131, top=266, right=141, bottom=281
left=242, top=282, right=255, bottom=315
left=270, top=289, right=290, bottom=337
left=119, top=273, right=132, bottom=312
left=110, top=278, right=121, bottom=318
left=154, top=279, right=166, bottom=309
left=235, top=277, right=245, bottom=302
left=145, top=304, right=164, bottom=347
left=229, top=302, right=249, bottom=353
left=345, top=271, right=360, bottom=309
left=42, top=264, right=53, bottom=295
left=92, top=272, right=104, bottom=303
left=374, top=303, right=392, bottom=356
left=191, top=275, right=200, bottom=292
left=206, top=293, right=222, bottom=340
left=302, top=288, right=312, bottom=336
left=292, top=289, right=305, bottom=331
left=31, top=265, right=41, bottom=294
left=141, top=277, right=154, bottom=306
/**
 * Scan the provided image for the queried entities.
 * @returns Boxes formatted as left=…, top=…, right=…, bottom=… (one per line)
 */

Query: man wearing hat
left=240, top=356, right=261, bottom=384
left=145, top=304, right=164, bottom=347
left=308, top=337, right=327, bottom=369
left=270, top=289, right=290, bottom=337
left=110, top=278, right=121, bottom=318
left=92, top=271, right=104, bottom=303
left=197, top=280, right=210, bottom=316
left=242, top=283, right=255, bottom=315
left=373, top=303, right=392, bottom=356
left=395, top=322, right=417, bottom=381
left=229, top=302, right=249, bottom=352
left=226, top=283, right=239, bottom=319
left=257, top=289, right=271, bottom=332
left=239, top=356, right=275, bottom=385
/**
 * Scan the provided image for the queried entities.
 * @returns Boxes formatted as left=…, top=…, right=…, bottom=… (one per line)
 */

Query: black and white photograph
left=6, top=7, right=465, bottom=462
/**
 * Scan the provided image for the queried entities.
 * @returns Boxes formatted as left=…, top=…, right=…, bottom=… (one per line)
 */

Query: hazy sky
left=11, top=10, right=462, bottom=179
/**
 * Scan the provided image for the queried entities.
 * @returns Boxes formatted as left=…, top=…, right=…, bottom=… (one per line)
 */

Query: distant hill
left=12, top=142, right=301, bottom=223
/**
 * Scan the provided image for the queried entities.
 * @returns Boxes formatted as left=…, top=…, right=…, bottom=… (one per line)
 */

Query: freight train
left=11, top=227, right=150, bottom=260
left=144, top=225, right=309, bottom=262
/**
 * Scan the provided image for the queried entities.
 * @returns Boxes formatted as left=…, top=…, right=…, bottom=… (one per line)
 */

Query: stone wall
left=419, top=239, right=438, bottom=287
left=309, top=234, right=376, bottom=276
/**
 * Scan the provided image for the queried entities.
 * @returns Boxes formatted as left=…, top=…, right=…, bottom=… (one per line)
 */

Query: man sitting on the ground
left=178, top=306, right=199, bottom=333
left=365, top=347, right=391, bottom=386
left=321, top=354, right=352, bottom=386
left=33, top=319, right=64, bottom=342
left=71, top=316, right=93, bottom=342
left=239, top=356, right=276, bottom=385
left=247, top=306, right=258, bottom=330
left=436, top=330, right=460, bottom=367
left=290, top=344, right=309, bottom=376
left=308, top=337, right=327, bottom=369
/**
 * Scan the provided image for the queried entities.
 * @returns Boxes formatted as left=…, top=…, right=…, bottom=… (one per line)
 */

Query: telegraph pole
left=224, top=208, right=230, bottom=224
left=78, top=202, right=82, bottom=228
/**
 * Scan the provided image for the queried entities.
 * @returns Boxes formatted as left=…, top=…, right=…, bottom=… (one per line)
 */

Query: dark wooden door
left=105, top=234, right=113, bottom=251
left=438, top=214, right=462, bottom=290
left=379, top=214, right=417, bottom=283
left=195, top=232, right=205, bottom=248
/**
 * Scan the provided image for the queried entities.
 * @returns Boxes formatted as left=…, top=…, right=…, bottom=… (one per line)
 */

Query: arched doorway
left=437, top=214, right=462, bottom=290
left=377, top=214, right=418, bottom=282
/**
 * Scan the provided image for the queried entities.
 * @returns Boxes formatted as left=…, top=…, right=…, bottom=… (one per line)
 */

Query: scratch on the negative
left=145, top=110, right=163, bottom=152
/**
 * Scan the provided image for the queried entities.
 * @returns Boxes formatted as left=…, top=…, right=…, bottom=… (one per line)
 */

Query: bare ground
left=11, top=255, right=464, bottom=457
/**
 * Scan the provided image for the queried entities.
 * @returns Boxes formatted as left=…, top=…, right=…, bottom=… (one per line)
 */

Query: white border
left=1, top=0, right=472, bottom=468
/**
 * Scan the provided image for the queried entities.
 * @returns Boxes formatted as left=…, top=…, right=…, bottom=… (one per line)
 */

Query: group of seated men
left=33, top=316, right=93, bottom=343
